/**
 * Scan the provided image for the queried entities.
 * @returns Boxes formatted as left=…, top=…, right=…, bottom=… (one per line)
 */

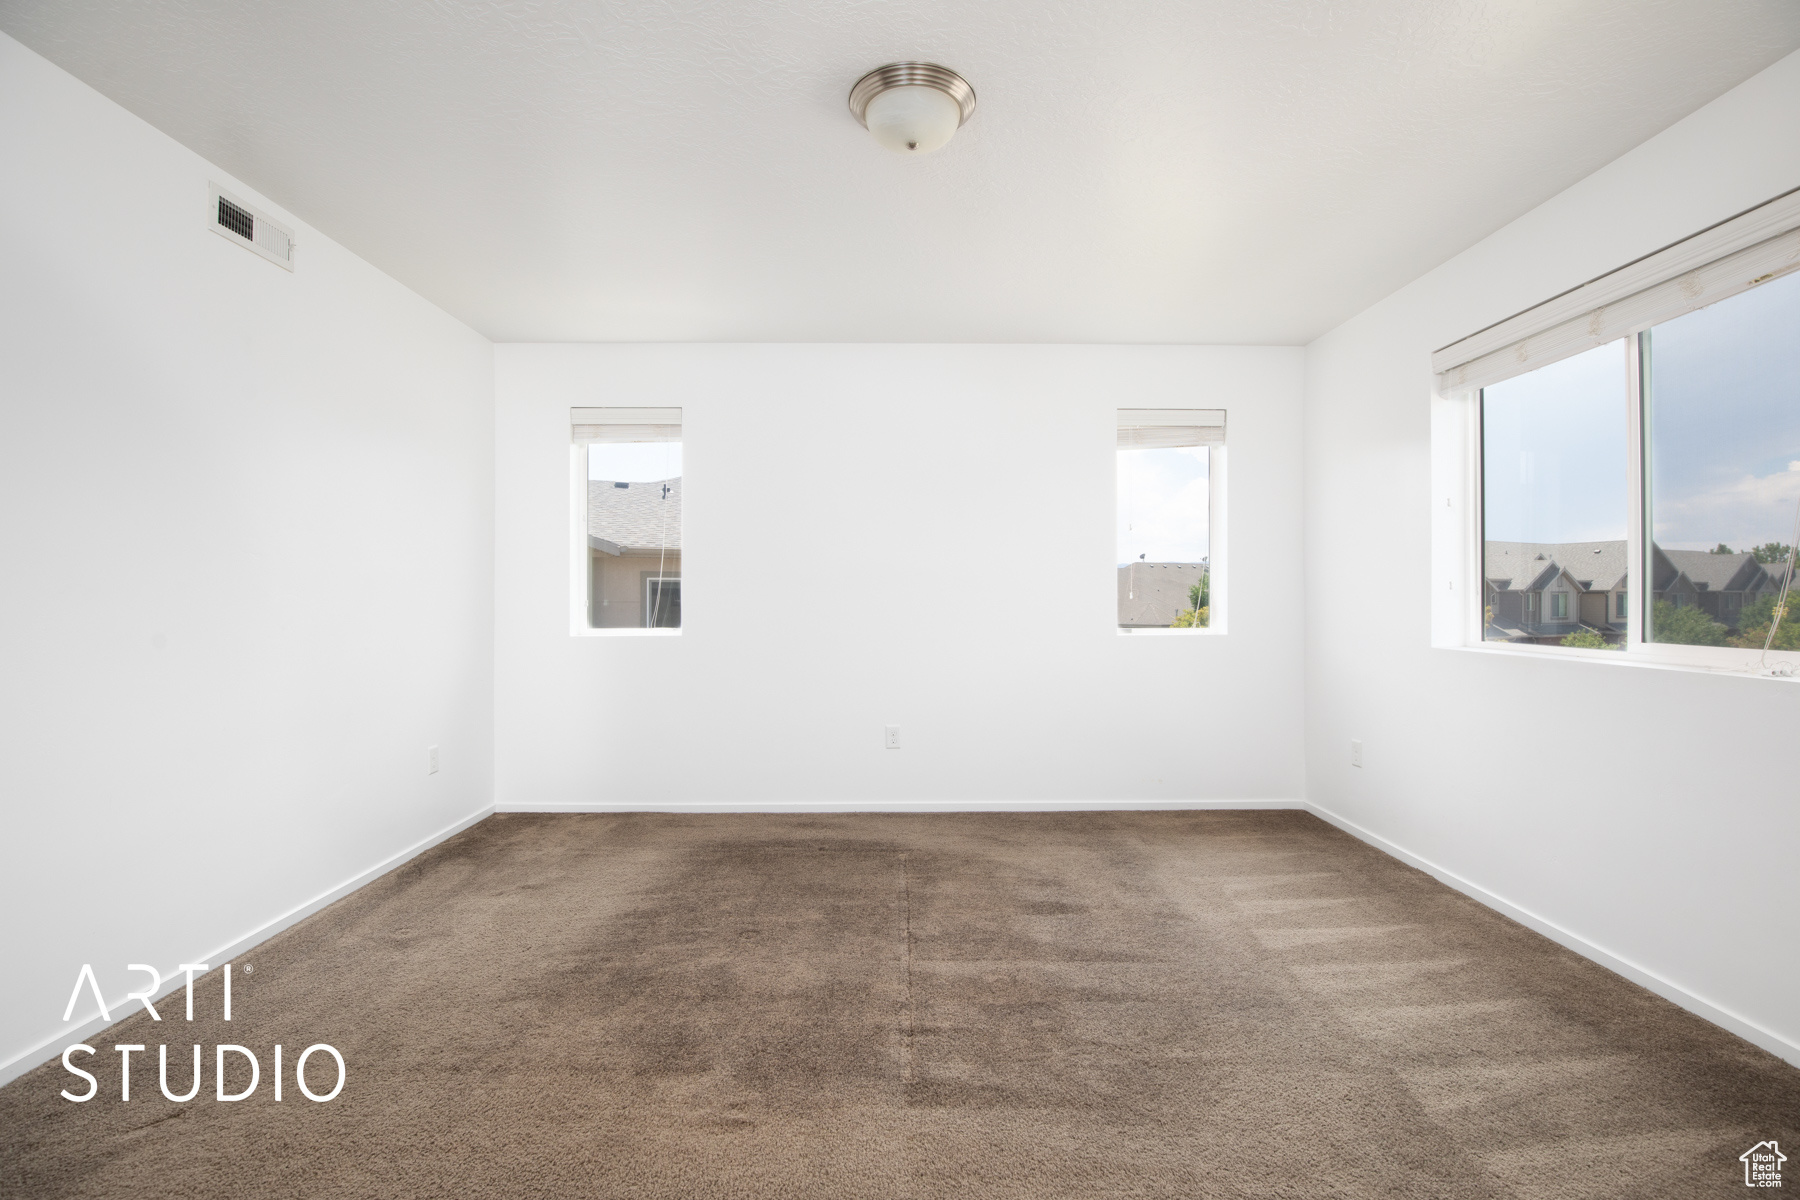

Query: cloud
left=1653, top=466, right=1800, bottom=549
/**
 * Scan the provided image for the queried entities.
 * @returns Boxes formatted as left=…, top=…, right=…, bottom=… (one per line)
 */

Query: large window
left=1117, top=409, right=1224, bottom=633
left=1451, top=194, right=1800, bottom=670
left=572, top=408, right=682, bottom=633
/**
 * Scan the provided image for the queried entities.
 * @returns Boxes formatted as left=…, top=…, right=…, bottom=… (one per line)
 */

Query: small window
left=1550, top=591, right=1568, bottom=620
left=1615, top=591, right=1628, bottom=619
left=572, top=408, right=681, bottom=632
left=645, top=578, right=681, bottom=628
left=1117, top=409, right=1224, bottom=632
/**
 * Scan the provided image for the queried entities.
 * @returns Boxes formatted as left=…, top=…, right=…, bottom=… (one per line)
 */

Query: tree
left=1735, top=594, right=1779, bottom=631
left=1751, top=543, right=1795, bottom=565
left=1188, top=572, right=1209, bottom=612
left=1650, top=600, right=1728, bottom=646
left=1171, top=606, right=1208, bottom=629
left=1709, top=542, right=1735, bottom=555
left=1728, top=595, right=1800, bottom=651
left=1560, top=628, right=1609, bottom=649
left=1170, top=569, right=1211, bottom=628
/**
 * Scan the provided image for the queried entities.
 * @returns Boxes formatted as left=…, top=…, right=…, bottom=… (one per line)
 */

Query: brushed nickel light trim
left=847, top=62, right=977, bottom=130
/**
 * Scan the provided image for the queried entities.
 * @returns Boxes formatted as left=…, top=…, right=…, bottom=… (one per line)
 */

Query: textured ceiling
left=5, top=1, right=1799, bottom=343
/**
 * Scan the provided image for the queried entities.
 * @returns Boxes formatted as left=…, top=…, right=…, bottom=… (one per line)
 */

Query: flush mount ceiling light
left=848, top=63, right=976, bottom=155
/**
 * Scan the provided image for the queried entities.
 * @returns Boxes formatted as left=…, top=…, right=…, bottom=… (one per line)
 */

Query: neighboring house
left=1652, top=546, right=1779, bottom=625
left=588, top=477, right=681, bottom=628
left=1484, top=540, right=1781, bottom=644
left=1118, top=561, right=1206, bottom=628
left=1484, top=541, right=1629, bottom=644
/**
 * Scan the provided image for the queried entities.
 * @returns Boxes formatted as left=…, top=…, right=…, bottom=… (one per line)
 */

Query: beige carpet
left=3, top=811, right=1795, bottom=1198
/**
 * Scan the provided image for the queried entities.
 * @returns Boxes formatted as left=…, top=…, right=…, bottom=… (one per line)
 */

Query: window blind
left=1434, top=187, right=1800, bottom=395
left=1118, top=408, right=1226, bottom=449
left=570, top=407, right=681, bottom=443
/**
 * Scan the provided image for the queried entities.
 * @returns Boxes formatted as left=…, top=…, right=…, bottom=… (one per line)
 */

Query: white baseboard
left=1303, top=800, right=1800, bottom=1069
left=0, top=802, right=495, bottom=1088
left=495, top=799, right=1308, bottom=813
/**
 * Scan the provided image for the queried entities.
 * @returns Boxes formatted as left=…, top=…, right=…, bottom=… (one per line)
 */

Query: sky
left=1118, top=446, right=1209, bottom=564
left=1483, top=268, right=1800, bottom=553
left=1646, top=268, right=1800, bottom=551
left=588, top=442, right=682, bottom=482
left=1483, top=340, right=1628, bottom=544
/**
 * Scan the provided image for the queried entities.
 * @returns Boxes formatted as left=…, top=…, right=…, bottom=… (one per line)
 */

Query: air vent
left=217, top=196, right=254, bottom=240
left=208, top=182, right=295, bottom=271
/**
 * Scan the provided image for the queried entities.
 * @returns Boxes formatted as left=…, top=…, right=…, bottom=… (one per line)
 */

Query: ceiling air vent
left=208, top=182, right=295, bottom=271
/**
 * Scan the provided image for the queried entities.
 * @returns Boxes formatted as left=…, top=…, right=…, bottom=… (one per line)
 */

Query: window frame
left=569, top=408, right=683, bottom=638
left=1443, top=193, right=1800, bottom=678
left=1114, top=411, right=1228, bottom=637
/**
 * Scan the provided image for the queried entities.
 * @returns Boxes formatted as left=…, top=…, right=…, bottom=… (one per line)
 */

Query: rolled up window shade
left=1434, top=187, right=1800, bottom=395
left=1118, top=408, right=1226, bottom=449
left=571, top=407, right=681, bottom=443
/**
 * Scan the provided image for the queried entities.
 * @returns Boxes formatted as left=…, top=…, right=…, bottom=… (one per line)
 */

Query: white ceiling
left=6, top=2, right=1799, bottom=344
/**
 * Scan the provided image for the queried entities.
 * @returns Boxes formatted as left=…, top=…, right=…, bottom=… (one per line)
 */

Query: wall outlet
left=1349, top=739, right=1363, bottom=768
left=428, top=745, right=440, bottom=775
left=884, top=725, right=901, bottom=750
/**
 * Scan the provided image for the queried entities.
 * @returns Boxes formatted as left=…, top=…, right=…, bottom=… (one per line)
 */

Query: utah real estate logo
left=1741, top=1140, right=1785, bottom=1189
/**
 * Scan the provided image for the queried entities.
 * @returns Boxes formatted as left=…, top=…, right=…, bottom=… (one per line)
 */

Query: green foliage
left=1170, top=606, right=1209, bottom=629
left=1559, top=628, right=1609, bottom=649
left=1650, top=600, right=1728, bottom=646
left=1170, top=570, right=1211, bottom=628
left=1751, top=543, right=1795, bottom=565
left=1735, top=594, right=1780, bottom=631
left=1188, top=572, right=1210, bottom=612
left=1728, top=595, right=1800, bottom=650
left=1709, top=542, right=1735, bottom=555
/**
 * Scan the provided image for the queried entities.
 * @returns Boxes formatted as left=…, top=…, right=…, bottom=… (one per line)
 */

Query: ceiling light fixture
left=848, top=63, right=976, bottom=155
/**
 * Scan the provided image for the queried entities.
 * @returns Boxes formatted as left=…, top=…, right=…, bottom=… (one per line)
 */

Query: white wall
left=1304, top=49, right=1800, bottom=1061
left=497, top=344, right=1304, bottom=808
left=0, top=34, right=495, bottom=1079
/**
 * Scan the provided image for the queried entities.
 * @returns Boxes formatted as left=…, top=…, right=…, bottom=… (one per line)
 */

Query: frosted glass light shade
left=864, top=85, right=963, bottom=154
left=848, top=64, right=976, bottom=156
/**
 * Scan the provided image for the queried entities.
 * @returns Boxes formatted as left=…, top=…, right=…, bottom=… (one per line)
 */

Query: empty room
left=2, top=3, right=1797, bottom=1196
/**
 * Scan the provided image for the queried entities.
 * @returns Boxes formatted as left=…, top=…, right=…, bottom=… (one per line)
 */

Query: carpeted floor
left=3, top=811, right=1795, bottom=1198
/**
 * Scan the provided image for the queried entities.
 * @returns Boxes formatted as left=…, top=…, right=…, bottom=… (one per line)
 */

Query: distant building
left=1118, top=561, right=1207, bottom=628
left=1483, top=540, right=1782, bottom=644
left=1652, top=547, right=1779, bottom=626
left=588, top=477, right=681, bottom=628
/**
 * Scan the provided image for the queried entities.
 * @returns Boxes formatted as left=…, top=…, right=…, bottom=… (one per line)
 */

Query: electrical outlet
left=428, top=745, right=440, bottom=775
left=1350, top=739, right=1363, bottom=768
left=884, top=725, right=901, bottom=750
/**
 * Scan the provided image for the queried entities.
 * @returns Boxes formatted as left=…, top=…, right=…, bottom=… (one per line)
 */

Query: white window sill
left=573, top=628, right=681, bottom=638
left=1441, top=639, right=1800, bottom=682
left=1117, top=627, right=1225, bottom=637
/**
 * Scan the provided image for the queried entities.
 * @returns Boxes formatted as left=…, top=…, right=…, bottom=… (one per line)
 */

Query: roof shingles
left=588, top=478, right=681, bottom=551
left=1484, top=541, right=1628, bottom=592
